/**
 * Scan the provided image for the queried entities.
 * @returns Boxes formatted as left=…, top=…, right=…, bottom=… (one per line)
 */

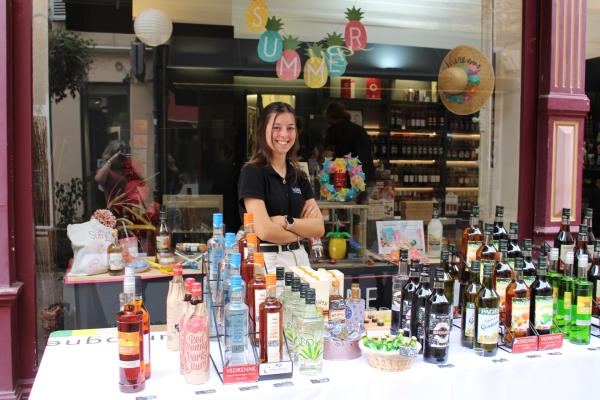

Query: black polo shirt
left=238, top=163, right=314, bottom=224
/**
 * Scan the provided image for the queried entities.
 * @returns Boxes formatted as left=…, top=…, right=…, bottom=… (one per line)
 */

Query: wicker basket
left=358, top=341, right=422, bottom=372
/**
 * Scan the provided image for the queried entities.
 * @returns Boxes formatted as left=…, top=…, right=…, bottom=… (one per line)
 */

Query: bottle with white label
left=391, top=249, right=410, bottom=335
left=166, top=263, right=185, bottom=350
left=108, top=229, right=124, bottom=276
left=554, top=251, right=575, bottom=336
left=460, top=260, right=482, bottom=348
left=554, top=208, right=574, bottom=272
left=570, top=254, right=592, bottom=345
left=411, top=263, right=432, bottom=352
left=424, top=268, right=451, bottom=364
left=474, top=262, right=500, bottom=357
left=529, top=256, right=553, bottom=335
left=224, top=275, right=249, bottom=366
left=207, top=213, right=225, bottom=341
left=259, top=274, right=283, bottom=363
left=247, top=252, right=266, bottom=345
left=296, top=289, right=324, bottom=375
left=427, top=204, right=443, bottom=258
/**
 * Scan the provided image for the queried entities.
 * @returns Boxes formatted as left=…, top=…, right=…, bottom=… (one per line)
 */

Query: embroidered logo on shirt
left=292, top=187, right=302, bottom=194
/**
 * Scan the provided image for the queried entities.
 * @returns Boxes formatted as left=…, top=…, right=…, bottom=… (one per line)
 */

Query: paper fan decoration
left=122, top=159, right=144, bottom=181
left=125, top=180, right=149, bottom=202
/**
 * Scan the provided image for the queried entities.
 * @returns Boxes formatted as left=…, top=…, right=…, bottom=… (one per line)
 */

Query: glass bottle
left=583, top=208, right=595, bottom=245
left=474, top=262, right=500, bottom=357
left=155, top=205, right=171, bottom=263
left=207, top=213, right=225, bottom=340
left=461, top=260, right=482, bottom=348
left=117, top=267, right=145, bottom=393
left=291, top=283, right=309, bottom=362
left=345, top=283, right=366, bottom=333
left=247, top=252, right=266, bottom=345
left=134, top=276, right=151, bottom=379
left=184, top=278, right=195, bottom=303
left=424, top=268, right=451, bottom=364
left=529, top=256, right=553, bottom=335
left=216, top=232, right=236, bottom=336
left=241, top=232, right=258, bottom=285
left=220, top=253, right=246, bottom=329
left=179, top=280, right=201, bottom=375
left=554, top=251, right=575, bottom=336
left=477, top=223, right=498, bottom=283
left=505, top=258, right=531, bottom=339
left=547, top=247, right=561, bottom=316
left=224, top=275, right=249, bottom=366
left=276, top=267, right=285, bottom=299
left=570, top=255, right=593, bottom=345
left=329, top=278, right=346, bottom=324
left=280, top=272, right=294, bottom=307
left=492, top=205, right=509, bottom=249
left=296, top=289, right=324, bottom=375
left=108, top=229, right=124, bottom=276
left=401, top=259, right=420, bottom=336
left=284, top=278, right=301, bottom=348
left=166, top=263, right=185, bottom=351
left=238, top=213, right=254, bottom=260
left=522, top=239, right=537, bottom=288
left=183, top=282, right=210, bottom=385
left=440, top=250, right=455, bottom=326
left=310, top=237, right=325, bottom=262
left=554, top=208, right=574, bottom=272
left=460, top=205, right=482, bottom=278
left=588, top=240, right=600, bottom=316
left=411, top=263, right=432, bottom=352
left=506, top=222, right=522, bottom=268
left=427, top=204, right=443, bottom=258
left=259, top=274, right=284, bottom=363
left=573, top=224, right=592, bottom=273
left=492, top=239, right=513, bottom=320
left=391, top=249, right=410, bottom=335
left=448, top=243, right=461, bottom=314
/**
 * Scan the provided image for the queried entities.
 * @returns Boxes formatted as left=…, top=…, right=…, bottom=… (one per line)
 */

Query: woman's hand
left=300, top=199, right=319, bottom=219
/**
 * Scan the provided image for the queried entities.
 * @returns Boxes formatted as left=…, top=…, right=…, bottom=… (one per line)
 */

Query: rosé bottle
left=184, top=282, right=210, bottom=384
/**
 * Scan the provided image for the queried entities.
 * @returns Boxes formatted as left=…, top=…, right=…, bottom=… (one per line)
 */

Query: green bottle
left=529, top=256, right=553, bottom=335
left=547, top=248, right=561, bottom=316
left=569, top=254, right=592, bottom=345
left=474, top=262, right=500, bottom=357
left=554, top=251, right=574, bottom=336
left=460, top=260, right=482, bottom=348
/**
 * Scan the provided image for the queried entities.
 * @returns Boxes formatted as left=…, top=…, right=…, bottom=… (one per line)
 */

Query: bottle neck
left=500, top=250, right=508, bottom=262
left=398, top=259, right=408, bottom=276
left=548, top=258, right=559, bottom=273
left=267, top=288, right=277, bottom=298
left=231, top=291, right=242, bottom=303
left=469, top=269, right=480, bottom=283
left=563, top=263, right=573, bottom=278
left=561, top=217, right=571, bottom=230
left=213, top=226, right=223, bottom=236
left=244, top=225, right=254, bottom=233
left=433, top=280, right=443, bottom=290
left=470, top=215, right=479, bottom=227
left=594, top=250, right=600, bottom=264
left=495, top=215, right=504, bottom=225
left=484, top=233, right=493, bottom=245
left=122, top=292, right=136, bottom=311
left=515, top=269, right=523, bottom=282
left=173, top=275, right=183, bottom=283
left=577, top=265, right=588, bottom=280
left=482, top=274, right=493, bottom=288
left=585, top=217, right=593, bottom=228
left=523, top=250, right=532, bottom=261
left=578, top=232, right=587, bottom=243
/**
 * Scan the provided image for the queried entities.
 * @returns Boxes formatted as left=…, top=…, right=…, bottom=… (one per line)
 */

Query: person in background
left=238, top=102, right=325, bottom=272
left=295, top=116, right=319, bottom=161
left=94, top=140, right=131, bottom=211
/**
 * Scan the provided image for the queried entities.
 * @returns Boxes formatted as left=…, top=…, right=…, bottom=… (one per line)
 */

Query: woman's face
left=265, top=111, right=296, bottom=158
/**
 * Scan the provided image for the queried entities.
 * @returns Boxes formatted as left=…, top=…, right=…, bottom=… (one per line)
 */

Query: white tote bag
left=67, top=220, right=113, bottom=276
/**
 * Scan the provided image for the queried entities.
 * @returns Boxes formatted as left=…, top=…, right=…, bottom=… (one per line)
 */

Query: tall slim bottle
left=276, top=267, right=285, bottom=299
left=548, top=248, right=561, bottom=316
left=108, top=229, right=124, bottom=276
left=221, top=253, right=246, bottom=327
left=448, top=244, right=461, bottom=314
left=476, top=223, right=497, bottom=283
left=583, top=208, right=595, bottom=245
left=522, top=239, right=537, bottom=287
left=460, top=261, right=482, bottom=348
left=117, top=267, right=145, bottom=393
left=291, top=283, right=309, bottom=362
left=296, top=289, right=324, bottom=375
left=183, top=282, right=210, bottom=384
left=207, top=213, right=225, bottom=340
left=492, top=239, right=513, bottom=320
left=166, top=263, right=185, bottom=350
left=492, top=205, right=509, bottom=249
left=460, top=205, right=482, bottom=272
left=155, top=205, right=171, bottom=263
left=440, top=250, right=455, bottom=325
left=588, top=240, right=600, bottom=316
left=411, top=263, right=432, bottom=352
left=345, top=283, right=366, bottom=333
left=570, top=254, right=593, bottom=345
left=247, top=252, right=266, bottom=345
left=238, top=213, right=254, bottom=260
left=505, top=258, right=531, bottom=339
left=424, top=268, right=451, bottom=364
left=427, top=204, right=443, bottom=258
left=529, top=256, right=553, bottom=335
left=134, top=277, right=150, bottom=379
left=181, top=282, right=203, bottom=374
left=391, top=249, right=410, bottom=334
left=506, top=222, right=522, bottom=268
left=280, top=272, right=294, bottom=308
left=554, top=251, right=575, bottom=336
left=224, top=275, right=249, bottom=366
left=474, top=262, right=500, bottom=357
left=554, top=208, right=575, bottom=272
left=259, top=274, right=284, bottom=363
left=573, top=224, right=592, bottom=273
left=401, top=259, right=420, bottom=336
left=216, top=232, right=236, bottom=336
left=241, top=233, right=258, bottom=285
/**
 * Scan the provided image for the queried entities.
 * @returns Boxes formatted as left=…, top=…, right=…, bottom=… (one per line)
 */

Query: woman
left=238, top=102, right=324, bottom=272
left=94, top=140, right=131, bottom=212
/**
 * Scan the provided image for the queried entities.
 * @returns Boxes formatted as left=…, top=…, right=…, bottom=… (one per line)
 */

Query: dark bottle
left=554, top=208, right=575, bottom=272
left=522, top=239, right=537, bottom=288
left=424, top=268, right=451, bottom=364
left=461, top=261, right=482, bottom=348
left=505, top=258, right=531, bottom=339
left=492, top=239, right=514, bottom=321
left=506, top=222, right=522, bottom=268
left=476, top=223, right=498, bottom=284
left=400, top=259, right=420, bottom=336
left=440, top=250, right=455, bottom=325
left=529, top=256, right=553, bottom=335
left=448, top=243, right=462, bottom=314
left=460, top=206, right=482, bottom=275
left=588, top=240, right=600, bottom=316
left=391, top=249, right=410, bottom=335
left=573, top=224, right=592, bottom=274
left=410, top=263, right=432, bottom=352
left=474, top=262, right=500, bottom=357
left=492, top=206, right=509, bottom=249
left=583, top=208, right=595, bottom=245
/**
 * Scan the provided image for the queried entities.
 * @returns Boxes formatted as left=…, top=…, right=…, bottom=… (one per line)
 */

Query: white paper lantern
left=134, top=8, right=173, bottom=47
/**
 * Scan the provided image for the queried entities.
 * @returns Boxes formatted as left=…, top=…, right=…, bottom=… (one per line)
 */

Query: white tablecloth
left=31, top=322, right=600, bottom=400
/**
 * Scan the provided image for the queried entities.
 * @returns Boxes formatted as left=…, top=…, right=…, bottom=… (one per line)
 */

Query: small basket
left=358, top=341, right=421, bottom=372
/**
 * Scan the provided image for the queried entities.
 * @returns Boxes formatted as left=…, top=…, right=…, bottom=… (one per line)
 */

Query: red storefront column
left=522, top=0, right=590, bottom=247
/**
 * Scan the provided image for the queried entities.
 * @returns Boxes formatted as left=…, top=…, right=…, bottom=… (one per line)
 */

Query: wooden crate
left=400, top=201, right=435, bottom=222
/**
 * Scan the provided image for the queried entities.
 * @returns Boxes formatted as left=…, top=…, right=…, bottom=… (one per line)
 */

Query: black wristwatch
left=284, top=215, right=295, bottom=231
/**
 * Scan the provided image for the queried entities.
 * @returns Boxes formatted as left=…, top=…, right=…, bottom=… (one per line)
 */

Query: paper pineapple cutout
left=258, top=16, right=284, bottom=62
left=344, top=7, right=367, bottom=51
left=276, top=35, right=302, bottom=81
left=324, top=32, right=347, bottom=77
left=304, top=44, right=328, bottom=88
left=246, top=0, right=269, bottom=32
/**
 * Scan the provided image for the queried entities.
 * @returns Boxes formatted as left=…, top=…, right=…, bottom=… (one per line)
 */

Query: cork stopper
left=185, top=278, right=195, bottom=291
left=265, top=273, right=277, bottom=289
left=244, top=213, right=254, bottom=227
left=173, top=263, right=183, bottom=276
left=191, top=282, right=202, bottom=297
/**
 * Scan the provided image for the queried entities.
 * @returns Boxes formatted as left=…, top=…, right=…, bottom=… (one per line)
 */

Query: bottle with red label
left=184, top=282, right=210, bottom=384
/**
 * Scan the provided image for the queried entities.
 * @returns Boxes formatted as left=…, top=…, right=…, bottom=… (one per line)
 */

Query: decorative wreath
left=317, top=153, right=366, bottom=202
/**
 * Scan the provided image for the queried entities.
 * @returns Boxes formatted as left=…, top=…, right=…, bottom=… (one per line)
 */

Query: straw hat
left=438, top=45, right=495, bottom=115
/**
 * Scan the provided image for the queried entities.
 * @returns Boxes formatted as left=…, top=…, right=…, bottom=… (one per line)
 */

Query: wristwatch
left=284, top=215, right=295, bottom=231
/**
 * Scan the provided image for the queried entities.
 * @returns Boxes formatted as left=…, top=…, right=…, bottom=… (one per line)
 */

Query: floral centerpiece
left=318, top=153, right=366, bottom=202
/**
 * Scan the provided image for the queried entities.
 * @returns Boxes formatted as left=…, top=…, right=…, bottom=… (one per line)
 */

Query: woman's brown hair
left=324, top=102, right=351, bottom=121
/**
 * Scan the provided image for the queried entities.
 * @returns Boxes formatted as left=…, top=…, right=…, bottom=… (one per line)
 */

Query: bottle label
left=466, top=241, right=482, bottom=268
left=524, top=276, right=536, bottom=288
left=401, top=299, right=412, bottom=331
left=552, top=287, right=559, bottom=314
left=118, top=359, right=141, bottom=369
left=392, top=291, right=402, bottom=312
left=534, top=296, right=553, bottom=330
left=428, top=313, right=451, bottom=348
left=577, top=295, right=592, bottom=315
left=209, top=247, right=225, bottom=280
left=118, top=331, right=140, bottom=358
left=464, top=302, right=475, bottom=337
left=167, top=298, right=183, bottom=350
left=428, top=235, right=441, bottom=252
left=416, top=306, right=426, bottom=339
left=559, top=244, right=575, bottom=264
left=564, top=292, right=572, bottom=311
left=254, top=289, right=267, bottom=334
left=266, top=313, right=282, bottom=362
left=109, top=253, right=123, bottom=271
left=494, top=278, right=512, bottom=312
left=476, top=307, right=499, bottom=344
left=184, top=314, right=210, bottom=377
left=156, top=235, right=170, bottom=252
left=228, top=313, right=247, bottom=365
left=329, top=309, right=346, bottom=323
left=510, top=297, right=530, bottom=333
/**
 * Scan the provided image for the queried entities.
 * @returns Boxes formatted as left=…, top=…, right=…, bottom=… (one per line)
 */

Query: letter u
left=263, top=37, right=279, bottom=57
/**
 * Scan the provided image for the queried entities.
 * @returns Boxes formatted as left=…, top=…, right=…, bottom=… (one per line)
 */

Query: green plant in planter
left=54, top=178, right=86, bottom=228
left=49, top=27, right=95, bottom=104
left=326, top=214, right=350, bottom=260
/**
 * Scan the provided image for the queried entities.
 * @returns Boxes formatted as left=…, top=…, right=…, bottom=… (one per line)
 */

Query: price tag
left=547, top=352, right=562, bottom=356
left=437, top=364, right=455, bottom=368
left=195, top=390, right=216, bottom=395
left=274, top=382, right=294, bottom=388
left=526, top=354, right=541, bottom=359
left=586, top=347, right=600, bottom=351
left=239, top=385, right=259, bottom=392
left=492, top=358, right=509, bottom=363
left=136, top=396, right=157, bottom=400
left=310, top=378, right=330, bottom=384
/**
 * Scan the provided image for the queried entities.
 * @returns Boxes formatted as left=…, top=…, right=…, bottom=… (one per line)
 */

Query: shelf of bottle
left=390, top=130, right=440, bottom=135
left=172, top=230, right=213, bottom=234
left=394, top=187, right=438, bottom=191
left=446, top=133, right=481, bottom=138
left=446, top=160, right=478, bottom=165
left=446, top=187, right=479, bottom=191
left=385, top=159, right=440, bottom=164
left=390, top=100, right=444, bottom=106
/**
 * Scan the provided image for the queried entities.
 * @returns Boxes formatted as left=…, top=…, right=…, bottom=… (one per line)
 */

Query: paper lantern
left=134, top=8, right=173, bottom=47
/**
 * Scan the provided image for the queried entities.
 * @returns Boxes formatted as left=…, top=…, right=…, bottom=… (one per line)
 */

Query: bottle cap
left=523, top=239, right=532, bottom=251
left=400, top=248, right=409, bottom=259
left=514, top=257, right=524, bottom=271
left=213, top=213, right=223, bottom=228
left=448, top=243, right=456, bottom=252
left=173, top=263, right=183, bottom=275
left=254, top=252, right=264, bottom=268
left=276, top=267, right=285, bottom=280
left=496, top=205, right=504, bottom=217
left=509, top=222, right=518, bottom=234
left=134, top=276, right=143, bottom=296
left=538, top=256, right=547, bottom=270
left=265, top=273, right=277, bottom=288
left=185, top=277, right=195, bottom=291
left=499, top=239, right=508, bottom=252
left=244, top=213, right=254, bottom=227
left=231, top=274, right=242, bottom=287
left=292, top=277, right=301, bottom=291
left=471, top=205, right=480, bottom=217
left=246, top=233, right=258, bottom=249
left=299, top=283, right=309, bottom=297
left=225, top=232, right=236, bottom=248
left=549, top=247, right=559, bottom=261
left=565, top=251, right=574, bottom=264
left=484, top=223, right=493, bottom=235
left=577, top=254, right=588, bottom=265
left=562, top=208, right=571, bottom=218
left=585, top=208, right=593, bottom=219
left=471, top=260, right=481, bottom=273
left=230, top=252, right=241, bottom=268
left=284, top=272, right=294, bottom=285
left=579, top=224, right=588, bottom=234
left=191, top=282, right=202, bottom=297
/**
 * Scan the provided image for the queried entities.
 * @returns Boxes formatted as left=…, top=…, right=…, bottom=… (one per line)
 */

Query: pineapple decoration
left=324, top=32, right=347, bottom=77
left=344, top=7, right=367, bottom=51
left=326, top=215, right=350, bottom=260
left=258, top=16, right=284, bottom=62
left=245, top=0, right=269, bottom=32
left=304, top=43, right=328, bottom=89
left=276, top=35, right=301, bottom=81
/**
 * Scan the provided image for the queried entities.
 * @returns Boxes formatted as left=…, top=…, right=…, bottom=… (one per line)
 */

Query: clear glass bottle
left=547, top=247, right=561, bottom=316
left=296, top=289, right=324, bottom=376
left=506, top=222, right=522, bottom=269
left=291, top=283, right=309, bottom=362
left=259, top=274, right=284, bottom=363
left=276, top=267, right=285, bottom=299
left=460, top=205, right=482, bottom=275
left=216, top=232, right=236, bottom=336
left=427, top=204, right=443, bottom=258
left=492, top=239, right=513, bottom=320
left=391, top=248, right=410, bottom=335
left=492, top=205, right=509, bottom=249
left=400, top=259, right=420, bottom=336
left=570, top=254, right=592, bottom=345
left=529, top=256, right=553, bottom=335
left=155, top=205, right=171, bottom=263
left=474, top=262, right=500, bottom=357
left=521, top=239, right=537, bottom=287
left=280, top=272, right=294, bottom=307
left=220, top=253, right=246, bottom=329
left=134, top=276, right=150, bottom=379
left=573, top=224, right=592, bottom=273
left=477, top=223, right=497, bottom=283
left=588, top=240, right=600, bottom=316
left=411, top=263, right=432, bottom=351
left=505, top=258, right=531, bottom=339
left=448, top=243, right=461, bottom=314
left=238, top=213, right=254, bottom=260
left=247, top=252, right=266, bottom=345
left=284, top=278, right=301, bottom=348
left=554, top=208, right=574, bottom=272
left=460, top=260, right=482, bottom=348
left=108, top=228, right=124, bottom=276
left=424, top=268, right=451, bottom=364
left=207, top=213, right=225, bottom=340
left=224, top=275, right=249, bottom=366
left=345, top=283, right=366, bottom=333
left=554, top=251, right=575, bottom=336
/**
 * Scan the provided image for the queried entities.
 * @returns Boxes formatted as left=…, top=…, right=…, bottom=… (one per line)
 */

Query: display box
left=368, top=180, right=395, bottom=220
left=289, top=266, right=331, bottom=315
left=315, top=268, right=345, bottom=296
left=366, top=78, right=382, bottom=99
left=401, top=201, right=435, bottom=222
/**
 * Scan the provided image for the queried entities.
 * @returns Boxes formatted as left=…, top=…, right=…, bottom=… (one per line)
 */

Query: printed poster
left=375, top=220, right=425, bottom=255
